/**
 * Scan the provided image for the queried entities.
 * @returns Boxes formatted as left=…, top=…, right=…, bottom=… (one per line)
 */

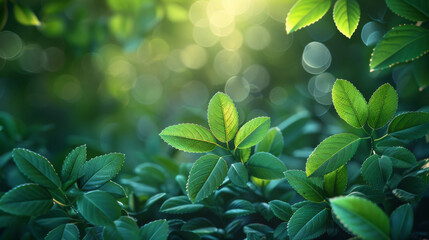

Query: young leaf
left=390, top=204, right=413, bottom=240
left=246, top=152, right=287, bottom=179
left=62, top=145, right=86, bottom=188
left=323, top=164, right=347, bottom=197
left=103, top=216, right=139, bottom=240
left=269, top=200, right=293, bottom=221
left=79, top=153, right=124, bottom=191
left=12, top=148, right=61, bottom=189
left=160, top=196, right=204, bottom=214
left=0, top=183, right=53, bottom=216
left=333, top=0, right=360, bottom=38
left=287, top=204, right=329, bottom=240
left=306, top=133, right=361, bottom=177
left=255, top=127, right=284, bottom=157
left=330, top=196, right=390, bottom=240
left=386, top=0, right=429, bottom=21
left=207, top=92, right=239, bottom=144
left=239, top=148, right=251, bottom=163
left=45, top=223, right=80, bottom=240
left=14, top=4, right=40, bottom=26
left=367, top=83, right=398, bottom=129
left=160, top=124, right=217, bottom=153
left=285, top=170, right=325, bottom=202
left=361, top=155, right=392, bottom=189
left=187, top=154, right=228, bottom=203
left=332, top=79, right=368, bottom=128
left=234, top=117, right=270, bottom=149
left=285, top=0, right=332, bottom=33
left=139, top=219, right=169, bottom=240
left=228, top=162, right=248, bottom=187
left=370, top=25, right=429, bottom=71
left=76, top=191, right=121, bottom=226
left=381, top=146, right=417, bottom=168
left=387, top=111, right=429, bottom=139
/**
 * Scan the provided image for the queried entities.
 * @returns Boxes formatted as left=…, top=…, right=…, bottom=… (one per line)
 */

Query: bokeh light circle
left=0, top=31, right=23, bottom=60
left=302, top=42, right=331, bottom=74
left=225, top=76, right=250, bottom=102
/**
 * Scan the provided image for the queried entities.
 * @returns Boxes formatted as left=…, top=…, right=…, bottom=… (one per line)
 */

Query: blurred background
left=1, top=0, right=428, bottom=176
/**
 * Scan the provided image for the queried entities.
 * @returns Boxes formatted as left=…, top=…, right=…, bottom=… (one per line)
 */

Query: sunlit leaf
left=387, top=111, right=429, bottom=139
left=333, top=0, right=360, bottom=38
left=14, top=3, right=40, bottom=26
left=368, top=83, right=398, bottom=129
left=208, top=92, right=239, bottom=144
left=323, top=165, right=347, bottom=197
left=160, top=124, right=217, bottom=153
left=235, top=117, right=270, bottom=149
left=285, top=0, right=332, bottom=33
left=370, top=25, right=429, bottom=71
left=330, top=196, right=390, bottom=240
left=255, top=127, right=284, bottom=157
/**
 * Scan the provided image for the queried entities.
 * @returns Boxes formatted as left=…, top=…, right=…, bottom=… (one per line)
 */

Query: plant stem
left=374, top=134, right=388, bottom=142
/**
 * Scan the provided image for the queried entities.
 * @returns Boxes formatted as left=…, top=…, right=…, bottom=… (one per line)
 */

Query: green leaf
left=306, top=133, right=361, bottom=177
left=381, top=146, right=417, bottom=168
left=285, top=0, right=332, bottom=33
left=330, top=196, right=390, bottom=240
left=370, top=25, right=429, bottom=71
left=103, top=216, right=139, bottom=240
left=45, top=224, right=80, bottom=240
left=405, top=0, right=429, bottom=17
left=14, top=3, right=40, bottom=26
left=386, top=0, right=429, bottom=21
left=234, top=117, right=271, bottom=149
left=413, top=54, right=429, bottom=91
left=207, top=92, right=239, bottom=144
left=287, top=204, right=329, bottom=240
left=228, top=162, right=248, bottom=187
left=79, top=153, right=125, bottom=191
left=255, top=127, right=284, bottom=157
left=76, top=191, right=121, bottom=226
left=139, top=219, right=168, bottom=240
left=392, top=188, right=415, bottom=201
left=274, top=222, right=288, bottom=240
left=332, top=79, right=368, bottom=128
left=348, top=185, right=385, bottom=203
left=285, top=170, right=325, bottom=202
left=333, top=0, right=360, bottom=38
left=323, top=165, right=347, bottom=197
left=269, top=200, right=293, bottom=221
left=99, top=181, right=127, bottom=199
left=361, top=155, right=392, bottom=189
left=390, top=204, right=413, bottom=240
left=12, top=148, right=61, bottom=189
left=239, top=148, right=251, bottom=163
left=62, top=145, right=86, bottom=189
left=0, top=0, right=7, bottom=31
left=387, top=111, right=429, bottom=139
left=160, top=124, right=217, bottom=153
left=0, top=183, right=53, bottom=216
left=187, top=154, right=228, bottom=203
left=160, top=196, right=204, bottom=214
left=225, top=199, right=256, bottom=218
left=367, top=83, right=398, bottom=129
left=246, top=152, right=287, bottom=179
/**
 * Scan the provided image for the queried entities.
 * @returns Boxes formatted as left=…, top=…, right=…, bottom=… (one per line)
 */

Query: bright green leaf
left=386, top=0, right=429, bottom=21
left=246, top=152, right=287, bottom=179
left=387, top=111, right=429, bottom=139
left=361, top=155, right=392, bottom=189
left=76, top=191, right=121, bottom=226
left=285, top=170, right=325, bottom=202
left=228, top=162, right=248, bottom=187
left=269, top=200, right=293, bottom=221
left=368, top=83, right=398, bottom=129
left=160, top=124, right=217, bottom=153
left=160, top=196, right=204, bottom=214
left=288, top=204, right=329, bottom=240
left=45, top=224, right=80, bottom=240
left=285, top=0, right=332, bottom=33
left=330, top=196, right=390, bottom=240
left=306, top=133, right=361, bottom=177
left=333, top=0, right=360, bottom=38
left=104, top=216, right=139, bottom=240
left=332, top=79, right=368, bottom=128
left=187, top=154, right=228, bottom=203
left=139, top=219, right=168, bottom=240
left=62, top=145, right=86, bottom=189
left=14, top=4, right=40, bottom=26
left=255, top=127, right=284, bottom=157
left=234, top=117, right=270, bottom=149
left=207, top=92, right=239, bottom=144
left=370, top=25, right=429, bottom=71
left=0, top=183, right=52, bottom=216
left=79, top=153, right=125, bottom=191
left=12, top=148, right=61, bottom=189
left=323, top=165, right=347, bottom=197
left=390, top=204, right=413, bottom=240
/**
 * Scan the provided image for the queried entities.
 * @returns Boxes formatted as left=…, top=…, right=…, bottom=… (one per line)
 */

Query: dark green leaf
left=361, top=155, right=392, bottom=189
left=255, top=127, right=284, bottom=157
left=99, top=181, right=127, bottom=199
left=288, top=204, right=328, bottom=240
left=160, top=196, right=204, bottom=214
left=160, top=124, right=217, bottom=153
left=386, top=0, right=429, bottom=21
left=139, top=219, right=169, bottom=240
left=388, top=111, right=429, bottom=139
left=76, top=191, right=121, bottom=226
left=224, top=199, right=255, bottom=218
left=390, top=204, right=413, bottom=240
left=247, top=152, right=287, bottom=179
left=45, top=224, right=79, bottom=240
left=207, top=92, right=239, bottom=143
left=62, top=145, right=86, bottom=189
left=234, top=117, right=271, bottom=149
left=367, top=83, right=398, bottom=129
left=381, top=146, right=417, bottom=168
left=0, top=0, right=7, bottom=30
left=285, top=170, right=325, bottom=202
left=181, top=218, right=219, bottom=235
left=269, top=200, right=293, bottom=221
left=104, top=216, right=139, bottom=240
left=228, top=162, right=248, bottom=187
